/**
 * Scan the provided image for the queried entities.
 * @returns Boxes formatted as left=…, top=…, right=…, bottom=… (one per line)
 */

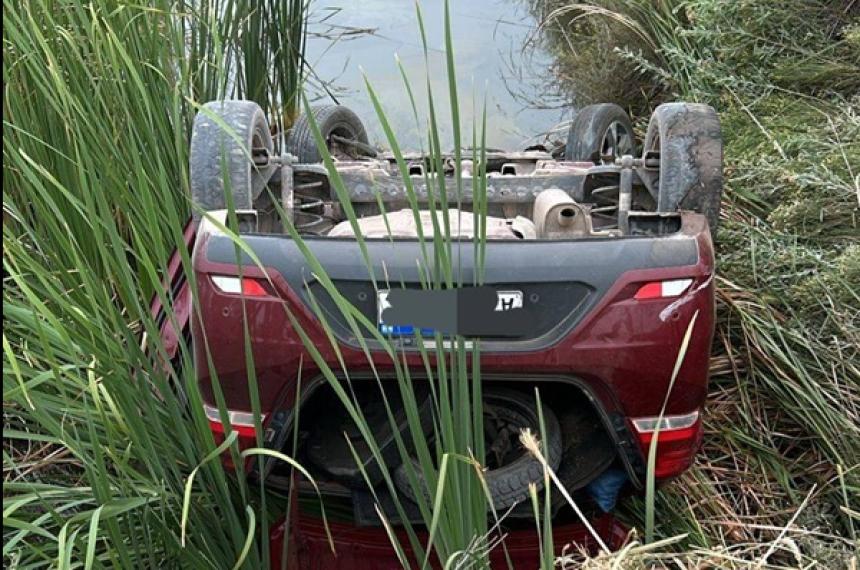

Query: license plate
left=377, top=289, right=524, bottom=337
left=377, top=290, right=435, bottom=336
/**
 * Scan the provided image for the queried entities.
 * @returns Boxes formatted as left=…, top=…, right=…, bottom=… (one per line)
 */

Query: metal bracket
left=616, top=155, right=637, bottom=234
left=280, top=160, right=294, bottom=225
left=235, top=210, right=259, bottom=233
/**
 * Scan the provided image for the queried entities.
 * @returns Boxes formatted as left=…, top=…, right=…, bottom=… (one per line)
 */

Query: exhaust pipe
left=533, top=189, right=591, bottom=238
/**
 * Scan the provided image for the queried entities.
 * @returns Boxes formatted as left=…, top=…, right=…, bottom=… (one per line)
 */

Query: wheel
left=639, top=102, right=723, bottom=231
left=286, top=105, right=369, bottom=163
left=189, top=100, right=275, bottom=220
left=564, top=103, right=635, bottom=164
left=394, top=387, right=563, bottom=510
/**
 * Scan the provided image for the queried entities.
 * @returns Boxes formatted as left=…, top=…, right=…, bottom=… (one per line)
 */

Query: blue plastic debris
left=586, top=468, right=628, bottom=512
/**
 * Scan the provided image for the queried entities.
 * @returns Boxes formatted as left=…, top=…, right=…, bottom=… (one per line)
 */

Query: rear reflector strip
left=632, top=410, right=699, bottom=433
left=203, top=404, right=265, bottom=436
left=634, top=278, right=693, bottom=300
left=211, top=275, right=268, bottom=297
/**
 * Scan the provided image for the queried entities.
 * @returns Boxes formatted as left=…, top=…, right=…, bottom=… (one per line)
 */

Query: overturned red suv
left=155, top=100, right=720, bottom=561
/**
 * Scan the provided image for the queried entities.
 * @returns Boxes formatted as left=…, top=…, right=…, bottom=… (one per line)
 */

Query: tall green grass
left=3, top=1, right=305, bottom=567
left=186, top=0, right=307, bottom=132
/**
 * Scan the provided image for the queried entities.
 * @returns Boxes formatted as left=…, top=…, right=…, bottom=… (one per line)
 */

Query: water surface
left=305, top=0, right=565, bottom=150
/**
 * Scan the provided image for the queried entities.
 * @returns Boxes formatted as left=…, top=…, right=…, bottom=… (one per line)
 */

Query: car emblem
left=495, top=290, right=523, bottom=311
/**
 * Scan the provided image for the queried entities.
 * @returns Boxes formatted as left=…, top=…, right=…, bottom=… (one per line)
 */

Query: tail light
left=204, top=404, right=262, bottom=437
left=211, top=275, right=269, bottom=297
left=634, top=278, right=693, bottom=300
left=632, top=410, right=702, bottom=479
left=204, top=404, right=265, bottom=469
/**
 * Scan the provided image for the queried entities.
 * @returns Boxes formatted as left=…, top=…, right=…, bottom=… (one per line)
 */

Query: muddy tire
left=394, top=388, right=562, bottom=510
left=189, top=100, right=275, bottom=220
left=564, top=103, right=635, bottom=164
left=286, top=105, right=368, bottom=163
left=640, top=102, right=723, bottom=232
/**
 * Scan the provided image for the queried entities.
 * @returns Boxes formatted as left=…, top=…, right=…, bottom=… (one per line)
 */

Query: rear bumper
left=191, top=212, right=715, bottom=481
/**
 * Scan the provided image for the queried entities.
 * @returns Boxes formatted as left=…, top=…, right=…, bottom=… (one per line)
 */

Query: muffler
left=533, top=188, right=594, bottom=238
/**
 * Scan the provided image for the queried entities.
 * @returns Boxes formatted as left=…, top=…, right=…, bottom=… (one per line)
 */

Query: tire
left=640, top=102, right=723, bottom=232
left=190, top=100, right=275, bottom=220
left=508, top=402, right=616, bottom=519
left=286, top=105, right=368, bottom=163
left=394, top=388, right=563, bottom=510
left=564, top=103, right=635, bottom=164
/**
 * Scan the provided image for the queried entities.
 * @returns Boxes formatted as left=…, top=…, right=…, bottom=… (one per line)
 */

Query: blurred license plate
left=377, top=290, right=436, bottom=336
left=376, top=289, right=524, bottom=337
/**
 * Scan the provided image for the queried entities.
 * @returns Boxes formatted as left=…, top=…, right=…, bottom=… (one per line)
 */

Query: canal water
left=305, top=0, right=567, bottom=151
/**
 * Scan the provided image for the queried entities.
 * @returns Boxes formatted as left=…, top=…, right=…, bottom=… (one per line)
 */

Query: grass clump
left=533, top=0, right=859, bottom=565
left=3, top=1, right=305, bottom=567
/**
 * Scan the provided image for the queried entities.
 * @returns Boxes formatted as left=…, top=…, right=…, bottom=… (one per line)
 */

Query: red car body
left=269, top=509, right=630, bottom=569
left=153, top=209, right=714, bottom=565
